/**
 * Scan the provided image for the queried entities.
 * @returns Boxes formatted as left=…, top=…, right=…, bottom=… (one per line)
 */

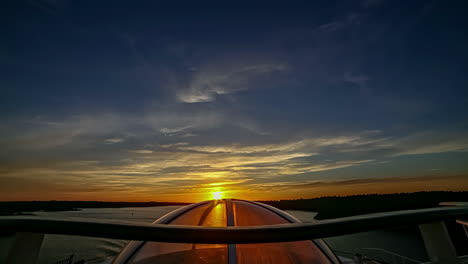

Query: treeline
left=0, top=201, right=190, bottom=216
left=259, top=191, right=468, bottom=219
left=2, top=191, right=468, bottom=217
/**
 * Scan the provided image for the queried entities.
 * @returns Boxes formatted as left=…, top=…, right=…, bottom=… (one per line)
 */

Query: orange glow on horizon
left=2, top=175, right=468, bottom=202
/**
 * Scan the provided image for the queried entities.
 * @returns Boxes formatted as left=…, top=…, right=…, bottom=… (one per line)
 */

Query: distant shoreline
left=0, top=201, right=190, bottom=216
left=259, top=191, right=468, bottom=219
left=1, top=191, right=468, bottom=218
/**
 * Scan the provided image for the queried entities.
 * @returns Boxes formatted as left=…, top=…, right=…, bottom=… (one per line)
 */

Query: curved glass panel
left=233, top=200, right=332, bottom=264
left=127, top=201, right=227, bottom=264
left=233, top=200, right=290, bottom=226
left=126, top=200, right=332, bottom=264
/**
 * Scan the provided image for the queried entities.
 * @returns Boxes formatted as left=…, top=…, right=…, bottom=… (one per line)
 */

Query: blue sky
left=1, top=0, right=467, bottom=201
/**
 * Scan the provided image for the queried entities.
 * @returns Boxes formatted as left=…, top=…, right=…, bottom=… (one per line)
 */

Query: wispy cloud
left=2, top=109, right=468, bottom=201
left=318, top=13, right=361, bottom=32
left=160, top=126, right=192, bottom=134
left=129, top=150, right=153, bottom=154
left=391, top=132, right=468, bottom=156
left=247, top=175, right=468, bottom=193
left=344, top=72, right=370, bottom=87
left=177, top=63, right=287, bottom=103
left=104, top=138, right=124, bottom=144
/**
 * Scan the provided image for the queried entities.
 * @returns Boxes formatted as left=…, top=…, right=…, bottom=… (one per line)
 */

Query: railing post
left=4, top=232, right=44, bottom=264
left=419, top=221, right=458, bottom=264
left=462, top=224, right=468, bottom=238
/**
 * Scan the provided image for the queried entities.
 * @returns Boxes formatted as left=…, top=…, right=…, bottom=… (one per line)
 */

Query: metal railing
left=456, top=219, right=468, bottom=238
left=53, top=253, right=114, bottom=264
left=361, top=248, right=424, bottom=264
left=1, top=205, right=467, bottom=264
left=1, top=206, right=467, bottom=244
left=334, top=248, right=423, bottom=264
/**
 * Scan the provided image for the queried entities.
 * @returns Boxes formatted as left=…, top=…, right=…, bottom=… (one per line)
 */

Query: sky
left=1, top=0, right=468, bottom=202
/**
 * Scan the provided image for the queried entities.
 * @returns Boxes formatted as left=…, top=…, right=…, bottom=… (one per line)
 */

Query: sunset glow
left=1, top=1, right=468, bottom=202
left=212, top=192, right=223, bottom=200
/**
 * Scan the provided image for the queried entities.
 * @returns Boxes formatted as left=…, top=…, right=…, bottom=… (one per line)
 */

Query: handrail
left=361, top=248, right=424, bottom=263
left=456, top=219, right=468, bottom=226
left=1, top=206, right=467, bottom=244
left=456, top=219, right=468, bottom=238
left=440, top=202, right=468, bottom=207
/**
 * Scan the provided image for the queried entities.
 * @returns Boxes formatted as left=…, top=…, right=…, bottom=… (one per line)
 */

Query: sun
left=212, top=191, right=223, bottom=200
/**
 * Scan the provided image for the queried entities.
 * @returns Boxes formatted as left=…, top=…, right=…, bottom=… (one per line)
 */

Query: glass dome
left=115, top=199, right=337, bottom=264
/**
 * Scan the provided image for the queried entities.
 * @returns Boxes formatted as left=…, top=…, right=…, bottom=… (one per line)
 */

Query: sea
left=0, top=207, right=429, bottom=264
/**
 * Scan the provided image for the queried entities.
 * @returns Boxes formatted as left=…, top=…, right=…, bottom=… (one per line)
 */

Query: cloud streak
left=2, top=109, right=468, bottom=201
left=177, top=63, right=287, bottom=103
